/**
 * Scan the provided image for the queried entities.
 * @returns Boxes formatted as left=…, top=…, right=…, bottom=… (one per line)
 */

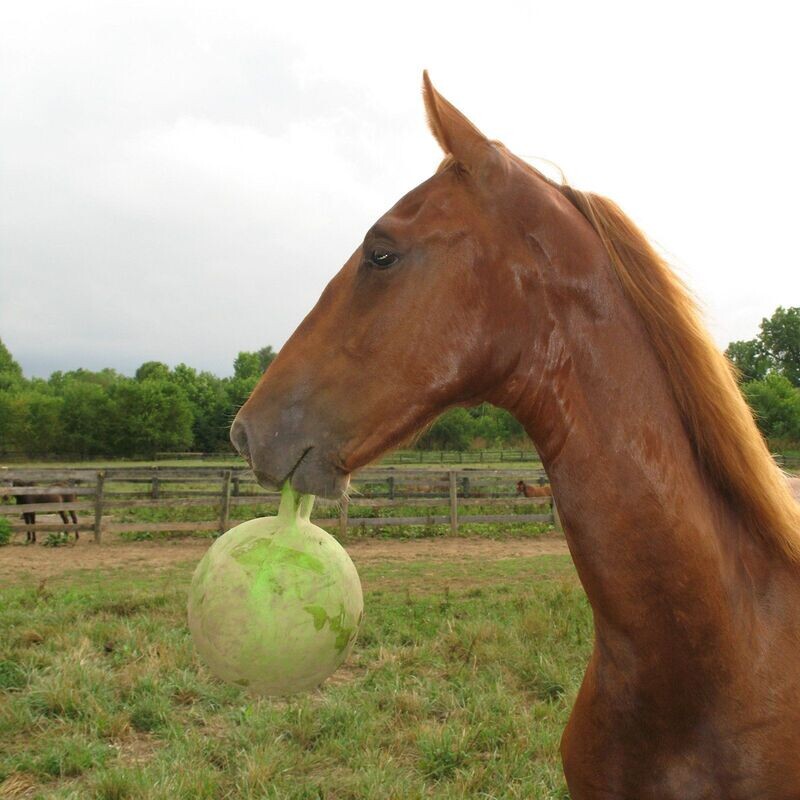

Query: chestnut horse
left=516, top=479, right=552, bottom=498
left=231, top=75, right=800, bottom=798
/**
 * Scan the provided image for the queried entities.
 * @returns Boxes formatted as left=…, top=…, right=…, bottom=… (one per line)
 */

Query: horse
left=516, top=479, right=553, bottom=498
left=2, top=480, right=79, bottom=543
left=229, top=74, right=800, bottom=798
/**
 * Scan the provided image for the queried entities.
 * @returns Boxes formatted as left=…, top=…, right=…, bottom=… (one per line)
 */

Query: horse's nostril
left=230, top=419, right=251, bottom=462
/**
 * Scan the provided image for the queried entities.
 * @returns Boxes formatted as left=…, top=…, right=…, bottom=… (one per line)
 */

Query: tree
left=725, top=339, right=769, bottom=383
left=469, top=403, right=526, bottom=446
left=0, top=338, right=23, bottom=391
left=0, top=338, right=22, bottom=377
left=743, top=374, right=800, bottom=441
left=759, top=306, right=800, bottom=387
left=108, top=379, right=194, bottom=457
left=2, top=389, right=64, bottom=456
left=170, top=364, right=232, bottom=452
left=233, top=346, right=276, bottom=381
left=56, top=380, right=115, bottom=457
left=727, top=307, right=800, bottom=387
left=135, top=361, right=171, bottom=382
left=0, top=391, right=27, bottom=453
left=417, top=408, right=474, bottom=450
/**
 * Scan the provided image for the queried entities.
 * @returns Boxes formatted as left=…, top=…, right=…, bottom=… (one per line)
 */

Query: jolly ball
left=188, top=484, right=363, bottom=695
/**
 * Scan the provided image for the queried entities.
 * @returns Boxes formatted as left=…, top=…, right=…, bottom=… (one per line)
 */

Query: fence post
left=218, top=470, right=232, bottom=534
left=552, top=496, right=564, bottom=534
left=93, top=470, right=106, bottom=543
left=462, top=476, right=470, bottom=498
left=232, top=476, right=240, bottom=497
left=449, top=471, right=458, bottom=535
left=151, top=477, right=160, bottom=500
left=339, top=495, right=349, bottom=539
left=387, top=476, right=395, bottom=500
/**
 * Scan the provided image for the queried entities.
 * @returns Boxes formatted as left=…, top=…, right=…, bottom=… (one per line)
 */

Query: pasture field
left=0, top=540, right=587, bottom=800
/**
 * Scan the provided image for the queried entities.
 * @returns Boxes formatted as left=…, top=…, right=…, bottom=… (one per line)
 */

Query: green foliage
left=418, top=408, right=474, bottom=450
left=108, top=380, right=194, bottom=458
left=743, top=374, right=800, bottom=440
left=727, top=306, right=800, bottom=387
left=170, top=364, right=233, bottom=452
left=725, top=338, right=769, bottom=383
left=0, top=517, right=11, bottom=546
left=727, top=307, right=800, bottom=444
left=0, top=339, right=24, bottom=395
left=135, top=361, right=171, bottom=382
left=418, top=404, right=526, bottom=451
left=0, top=337, right=22, bottom=378
left=42, top=532, right=71, bottom=548
left=58, top=379, right=114, bottom=458
left=760, top=306, right=800, bottom=387
left=0, top=334, right=536, bottom=458
left=0, top=658, right=26, bottom=688
left=233, top=346, right=276, bottom=380
left=0, top=340, right=271, bottom=458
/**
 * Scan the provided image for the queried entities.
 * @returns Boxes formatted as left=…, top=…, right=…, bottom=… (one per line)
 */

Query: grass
left=111, top=499, right=555, bottom=543
left=0, top=553, right=588, bottom=799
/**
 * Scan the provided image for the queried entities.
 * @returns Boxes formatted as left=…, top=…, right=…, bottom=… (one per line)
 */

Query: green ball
left=188, top=485, right=363, bottom=696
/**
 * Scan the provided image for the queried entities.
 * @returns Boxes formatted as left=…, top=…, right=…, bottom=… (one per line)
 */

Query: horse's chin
left=251, top=447, right=350, bottom=500
left=289, top=451, right=350, bottom=500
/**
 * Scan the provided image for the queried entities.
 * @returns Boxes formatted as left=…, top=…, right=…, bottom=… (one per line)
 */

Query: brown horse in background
left=230, top=74, right=800, bottom=798
left=2, top=480, right=79, bottom=543
left=516, top=479, right=552, bottom=498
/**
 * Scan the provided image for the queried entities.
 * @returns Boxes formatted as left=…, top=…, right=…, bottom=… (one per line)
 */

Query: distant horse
left=229, top=74, right=800, bottom=796
left=516, top=479, right=552, bottom=498
left=2, top=480, right=79, bottom=543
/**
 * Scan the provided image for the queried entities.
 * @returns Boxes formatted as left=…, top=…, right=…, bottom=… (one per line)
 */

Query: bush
left=0, top=517, right=11, bottom=546
left=744, top=374, right=800, bottom=440
left=42, top=532, right=70, bottom=548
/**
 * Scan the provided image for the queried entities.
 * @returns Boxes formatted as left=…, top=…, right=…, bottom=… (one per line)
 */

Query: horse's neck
left=501, top=281, right=750, bottom=658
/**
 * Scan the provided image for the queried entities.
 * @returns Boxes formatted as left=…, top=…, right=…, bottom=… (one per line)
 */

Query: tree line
left=0, top=346, right=277, bottom=459
left=0, top=341, right=526, bottom=458
left=0, top=306, right=798, bottom=459
left=725, top=306, right=800, bottom=444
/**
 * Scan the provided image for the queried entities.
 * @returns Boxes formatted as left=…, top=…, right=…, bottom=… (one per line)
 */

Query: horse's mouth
left=251, top=445, right=349, bottom=499
left=252, top=446, right=312, bottom=490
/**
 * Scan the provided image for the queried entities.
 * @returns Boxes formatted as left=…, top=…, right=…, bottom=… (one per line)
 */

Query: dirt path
left=0, top=534, right=569, bottom=582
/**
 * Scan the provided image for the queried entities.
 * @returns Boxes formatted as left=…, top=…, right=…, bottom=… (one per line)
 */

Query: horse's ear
left=422, top=71, right=493, bottom=171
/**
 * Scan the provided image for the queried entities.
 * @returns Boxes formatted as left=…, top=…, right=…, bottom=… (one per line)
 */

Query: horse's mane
left=559, top=185, right=800, bottom=562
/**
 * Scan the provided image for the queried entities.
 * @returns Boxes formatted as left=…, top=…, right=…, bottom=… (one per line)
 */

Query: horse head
left=231, top=73, right=591, bottom=497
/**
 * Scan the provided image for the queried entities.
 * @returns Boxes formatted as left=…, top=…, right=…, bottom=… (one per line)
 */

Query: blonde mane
left=561, top=186, right=800, bottom=562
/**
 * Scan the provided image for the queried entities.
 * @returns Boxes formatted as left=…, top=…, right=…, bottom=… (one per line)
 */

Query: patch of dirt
left=111, top=732, right=160, bottom=766
left=347, top=536, right=568, bottom=563
left=0, top=531, right=568, bottom=583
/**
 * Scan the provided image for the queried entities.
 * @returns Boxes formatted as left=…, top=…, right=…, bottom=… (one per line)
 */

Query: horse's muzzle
left=229, top=413, right=349, bottom=499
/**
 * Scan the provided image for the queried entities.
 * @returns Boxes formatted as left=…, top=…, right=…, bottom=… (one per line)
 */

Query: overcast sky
left=1, top=0, right=798, bottom=378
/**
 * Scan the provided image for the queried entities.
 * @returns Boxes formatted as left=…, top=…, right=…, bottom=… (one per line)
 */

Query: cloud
left=1, top=0, right=798, bottom=377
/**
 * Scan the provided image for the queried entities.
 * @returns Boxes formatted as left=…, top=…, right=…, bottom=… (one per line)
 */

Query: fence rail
left=0, top=465, right=555, bottom=540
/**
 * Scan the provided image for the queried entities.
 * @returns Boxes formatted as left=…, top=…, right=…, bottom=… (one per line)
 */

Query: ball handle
left=277, top=482, right=315, bottom=521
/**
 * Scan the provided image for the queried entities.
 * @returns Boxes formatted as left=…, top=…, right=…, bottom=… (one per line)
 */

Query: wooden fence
left=0, top=466, right=559, bottom=542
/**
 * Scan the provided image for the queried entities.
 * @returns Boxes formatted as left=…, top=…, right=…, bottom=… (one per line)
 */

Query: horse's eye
left=369, top=249, right=398, bottom=269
